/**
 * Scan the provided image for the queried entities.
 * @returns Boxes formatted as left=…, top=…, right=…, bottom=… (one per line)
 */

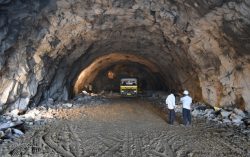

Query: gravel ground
left=0, top=98, right=249, bottom=157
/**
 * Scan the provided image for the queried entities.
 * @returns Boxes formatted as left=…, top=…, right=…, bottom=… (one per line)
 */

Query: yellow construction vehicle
left=120, top=78, right=138, bottom=97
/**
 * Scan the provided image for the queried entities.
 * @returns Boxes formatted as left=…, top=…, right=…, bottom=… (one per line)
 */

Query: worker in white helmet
left=180, top=90, right=192, bottom=126
left=166, top=91, right=176, bottom=125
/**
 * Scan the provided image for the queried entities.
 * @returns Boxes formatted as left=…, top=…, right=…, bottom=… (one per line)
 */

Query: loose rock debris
left=148, top=94, right=250, bottom=131
left=0, top=95, right=107, bottom=143
left=0, top=96, right=249, bottom=157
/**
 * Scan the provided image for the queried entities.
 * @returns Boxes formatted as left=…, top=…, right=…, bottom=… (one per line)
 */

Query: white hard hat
left=183, top=90, right=189, bottom=95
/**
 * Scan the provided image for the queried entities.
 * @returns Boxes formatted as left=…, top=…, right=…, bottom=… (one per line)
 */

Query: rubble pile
left=191, top=104, right=250, bottom=129
left=148, top=94, right=250, bottom=133
left=0, top=107, right=55, bottom=144
left=0, top=94, right=107, bottom=144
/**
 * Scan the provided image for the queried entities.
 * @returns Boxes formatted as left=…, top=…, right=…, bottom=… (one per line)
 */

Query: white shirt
left=180, top=95, right=192, bottom=110
left=166, top=94, right=175, bottom=109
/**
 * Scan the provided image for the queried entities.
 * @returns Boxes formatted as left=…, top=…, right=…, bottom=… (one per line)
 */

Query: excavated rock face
left=0, top=0, right=250, bottom=112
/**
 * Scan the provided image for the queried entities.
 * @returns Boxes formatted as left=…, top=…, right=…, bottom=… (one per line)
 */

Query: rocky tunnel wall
left=0, top=0, right=250, bottom=112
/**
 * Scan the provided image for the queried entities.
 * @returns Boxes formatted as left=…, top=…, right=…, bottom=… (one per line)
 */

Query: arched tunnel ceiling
left=0, top=0, right=250, bottom=112
left=73, top=53, right=161, bottom=94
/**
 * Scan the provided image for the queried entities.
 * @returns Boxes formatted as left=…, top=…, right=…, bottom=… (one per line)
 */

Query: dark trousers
left=168, top=109, right=175, bottom=124
left=183, top=108, right=191, bottom=125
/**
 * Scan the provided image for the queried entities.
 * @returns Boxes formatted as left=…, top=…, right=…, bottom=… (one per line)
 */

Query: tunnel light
left=107, top=71, right=115, bottom=79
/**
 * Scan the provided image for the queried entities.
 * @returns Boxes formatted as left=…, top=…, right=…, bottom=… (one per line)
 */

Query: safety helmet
left=183, top=90, right=189, bottom=95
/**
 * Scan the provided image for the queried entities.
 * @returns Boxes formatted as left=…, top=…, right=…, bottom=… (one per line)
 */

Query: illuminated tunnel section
left=73, top=53, right=166, bottom=95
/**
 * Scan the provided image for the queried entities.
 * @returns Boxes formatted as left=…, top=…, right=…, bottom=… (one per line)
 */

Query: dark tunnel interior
left=91, top=61, right=166, bottom=93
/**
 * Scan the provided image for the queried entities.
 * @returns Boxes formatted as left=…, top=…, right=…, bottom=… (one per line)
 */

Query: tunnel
left=67, top=39, right=202, bottom=100
left=0, top=0, right=250, bottom=112
left=73, top=53, right=167, bottom=94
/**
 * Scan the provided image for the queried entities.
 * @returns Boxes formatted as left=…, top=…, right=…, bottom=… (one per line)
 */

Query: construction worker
left=180, top=90, right=192, bottom=126
left=166, top=92, right=176, bottom=125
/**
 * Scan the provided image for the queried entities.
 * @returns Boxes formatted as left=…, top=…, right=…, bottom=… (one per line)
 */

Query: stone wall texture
left=0, top=0, right=250, bottom=112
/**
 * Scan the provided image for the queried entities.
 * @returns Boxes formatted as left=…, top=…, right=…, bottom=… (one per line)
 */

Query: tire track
left=0, top=99, right=249, bottom=157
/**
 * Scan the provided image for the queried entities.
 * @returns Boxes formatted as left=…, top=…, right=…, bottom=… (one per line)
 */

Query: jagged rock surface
left=0, top=0, right=250, bottom=112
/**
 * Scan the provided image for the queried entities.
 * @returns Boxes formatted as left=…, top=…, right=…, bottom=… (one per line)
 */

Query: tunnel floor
left=0, top=99, right=249, bottom=157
